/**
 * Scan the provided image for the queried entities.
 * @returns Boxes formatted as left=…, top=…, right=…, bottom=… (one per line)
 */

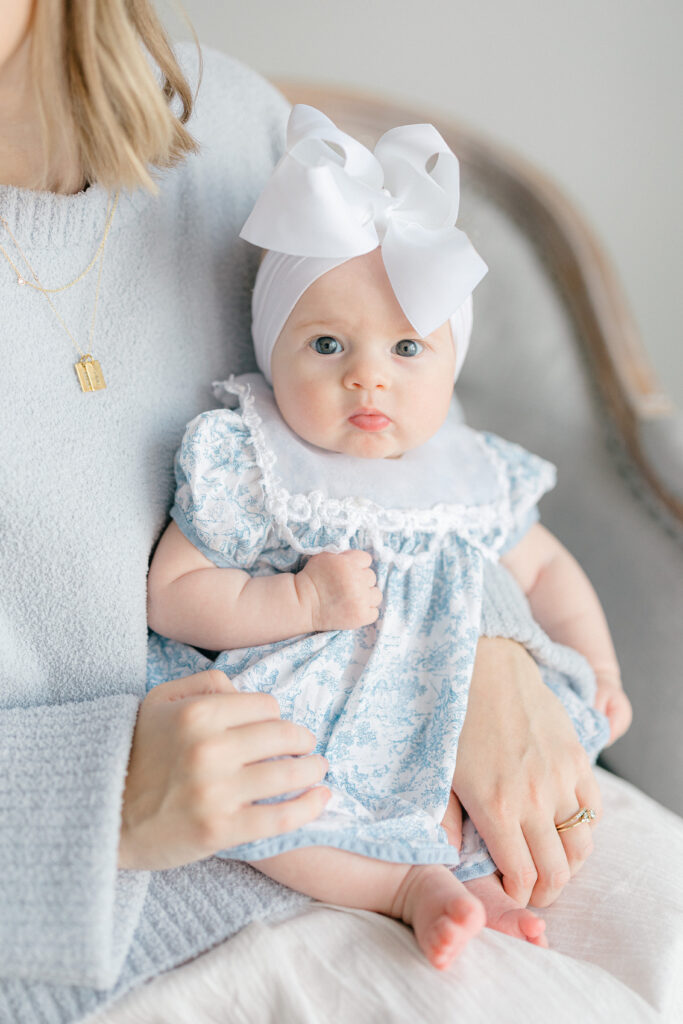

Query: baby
left=147, top=106, right=628, bottom=970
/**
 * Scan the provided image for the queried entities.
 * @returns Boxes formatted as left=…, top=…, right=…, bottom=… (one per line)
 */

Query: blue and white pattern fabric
left=147, top=373, right=604, bottom=881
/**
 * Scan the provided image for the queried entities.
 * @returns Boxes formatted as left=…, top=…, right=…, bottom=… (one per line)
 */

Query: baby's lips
left=348, top=412, right=391, bottom=432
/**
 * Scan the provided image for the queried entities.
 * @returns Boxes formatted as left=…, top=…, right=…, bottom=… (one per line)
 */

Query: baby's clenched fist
left=296, top=549, right=382, bottom=632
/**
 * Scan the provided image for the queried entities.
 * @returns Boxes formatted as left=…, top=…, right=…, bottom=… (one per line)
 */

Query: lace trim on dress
left=217, top=376, right=534, bottom=568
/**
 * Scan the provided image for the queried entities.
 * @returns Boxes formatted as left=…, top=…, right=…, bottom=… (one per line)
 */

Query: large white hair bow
left=241, top=104, right=487, bottom=338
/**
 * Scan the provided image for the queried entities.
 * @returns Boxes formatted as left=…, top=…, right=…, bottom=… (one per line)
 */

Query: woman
left=1, top=2, right=674, bottom=1022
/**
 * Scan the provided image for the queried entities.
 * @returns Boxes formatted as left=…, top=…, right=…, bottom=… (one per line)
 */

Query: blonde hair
left=31, top=0, right=201, bottom=193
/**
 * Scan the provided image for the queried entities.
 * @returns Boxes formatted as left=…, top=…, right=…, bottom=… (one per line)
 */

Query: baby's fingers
left=593, top=689, right=610, bottom=716
left=363, top=567, right=377, bottom=589
left=343, top=549, right=373, bottom=568
left=604, top=691, right=633, bottom=745
left=356, top=605, right=380, bottom=626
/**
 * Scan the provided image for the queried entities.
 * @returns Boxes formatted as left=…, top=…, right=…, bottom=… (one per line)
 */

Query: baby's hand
left=296, top=550, right=382, bottom=631
left=594, top=668, right=633, bottom=745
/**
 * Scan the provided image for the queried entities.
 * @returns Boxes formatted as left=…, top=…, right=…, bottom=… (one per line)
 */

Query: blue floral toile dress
left=147, top=373, right=609, bottom=881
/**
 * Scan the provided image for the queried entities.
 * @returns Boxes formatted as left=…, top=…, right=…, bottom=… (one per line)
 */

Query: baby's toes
left=520, top=911, right=548, bottom=946
left=499, top=908, right=548, bottom=946
left=424, top=914, right=471, bottom=969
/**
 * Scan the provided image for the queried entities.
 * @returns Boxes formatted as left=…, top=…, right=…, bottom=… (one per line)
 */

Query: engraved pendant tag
left=75, top=354, right=106, bottom=392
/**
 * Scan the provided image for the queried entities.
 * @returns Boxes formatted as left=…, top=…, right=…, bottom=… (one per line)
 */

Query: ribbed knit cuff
left=0, top=695, right=149, bottom=989
left=0, top=861, right=308, bottom=1024
left=479, top=559, right=535, bottom=643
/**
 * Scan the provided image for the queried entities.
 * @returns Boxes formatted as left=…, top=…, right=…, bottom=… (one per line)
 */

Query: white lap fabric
left=95, top=769, right=683, bottom=1024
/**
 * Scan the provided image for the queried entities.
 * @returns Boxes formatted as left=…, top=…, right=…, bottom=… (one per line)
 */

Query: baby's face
left=270, top=249, right=456, bottom=459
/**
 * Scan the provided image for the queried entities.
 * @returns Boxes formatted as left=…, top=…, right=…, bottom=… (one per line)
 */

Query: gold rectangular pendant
left=75, top=356, right=106, bottom=392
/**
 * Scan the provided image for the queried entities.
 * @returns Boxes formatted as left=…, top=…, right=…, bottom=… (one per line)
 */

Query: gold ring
left=555, top=808, right=597, bottom=833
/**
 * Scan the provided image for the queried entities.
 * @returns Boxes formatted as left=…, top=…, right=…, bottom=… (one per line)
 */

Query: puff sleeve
left=170, top=409, right=272, bottom=569
left=477, top=432, right=557, bottom=556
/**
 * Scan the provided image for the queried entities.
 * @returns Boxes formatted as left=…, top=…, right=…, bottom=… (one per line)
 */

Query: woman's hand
left=452, top=638, right=602, bottom=908
left=118, top=670, right=329, bottom=870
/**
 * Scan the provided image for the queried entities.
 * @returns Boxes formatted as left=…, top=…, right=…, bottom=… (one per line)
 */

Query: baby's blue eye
left=311, top=336, right=343, bottom=355
left=393, top=339, right=423, bottom=357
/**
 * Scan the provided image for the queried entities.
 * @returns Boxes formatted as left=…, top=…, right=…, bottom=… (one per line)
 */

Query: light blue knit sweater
left=0, top=45, right=600, bottom=1024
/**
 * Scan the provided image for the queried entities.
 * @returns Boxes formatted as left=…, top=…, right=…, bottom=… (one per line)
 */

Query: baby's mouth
left=348, top=410, right=392, bottom=432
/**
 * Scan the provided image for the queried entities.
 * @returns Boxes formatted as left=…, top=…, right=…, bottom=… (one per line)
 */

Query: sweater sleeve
left=0, top=695, right=150, bottom=989
left=479, top=556, right=539, bottom=641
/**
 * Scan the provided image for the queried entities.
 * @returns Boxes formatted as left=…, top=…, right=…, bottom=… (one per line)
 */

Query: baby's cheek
left=288, top=386, right=338, bottom=445
left=412, top=404, right=450, bottom=448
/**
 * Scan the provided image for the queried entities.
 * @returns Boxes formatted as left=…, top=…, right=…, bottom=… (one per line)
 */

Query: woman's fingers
left=522, top=817, right=572, bottom=907
left=528, top=773, right=602, bottom=895
left=147, top=668, right=237, bottom=702
left=227, top=718, right=319, bottom=764
left=476, top=820, right=539, bottom=907
left=179, top=718, right=321, bottom=785
left=238, top=754, right=328, bottom=803
left=453, top=639, right=607, bottom=909
left=521, top=769, right=602, bottom=905
left=231, top=785, right=331, bottom=848
left=119, top=672, right=330, bottom=870
left=557, top=775, right=602, bottom=876
left=556, top=819, right=594, bottom=880
left=175, top=691, right=283, bottom=737
left=576, top=769, right=603, bottom=824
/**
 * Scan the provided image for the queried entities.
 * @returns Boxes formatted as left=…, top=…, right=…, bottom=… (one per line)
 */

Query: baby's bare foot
left=465, top=873, right=548, bottom=947
left=393, top=865, right=486, bottom=970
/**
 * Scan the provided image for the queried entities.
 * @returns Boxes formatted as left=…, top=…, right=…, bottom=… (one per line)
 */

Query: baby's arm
left=501, top=523, right=632, bottom=743
left=148, top=522, right=381, bottom=650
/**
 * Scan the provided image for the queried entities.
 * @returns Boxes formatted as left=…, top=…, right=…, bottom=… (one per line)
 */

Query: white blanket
left=94, top=769, right=683, bottom=1023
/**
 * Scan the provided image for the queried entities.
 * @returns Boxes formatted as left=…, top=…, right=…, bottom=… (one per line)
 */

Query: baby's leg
left=465, top=873, right=548, bottom=947
left=254, top=849, right=486, bottom=970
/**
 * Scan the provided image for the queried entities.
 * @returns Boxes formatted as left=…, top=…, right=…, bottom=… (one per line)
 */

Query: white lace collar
left=212, top=375, right=512, bottom=563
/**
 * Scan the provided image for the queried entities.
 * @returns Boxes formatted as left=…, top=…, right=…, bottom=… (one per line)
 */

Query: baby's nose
left=343, top=358, right=388, bottom=390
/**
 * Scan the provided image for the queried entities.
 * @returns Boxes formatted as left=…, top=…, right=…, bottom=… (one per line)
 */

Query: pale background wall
left=164, top=0, right=683, bottom=407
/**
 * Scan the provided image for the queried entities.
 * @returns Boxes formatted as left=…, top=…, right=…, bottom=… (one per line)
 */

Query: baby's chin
left=294, top=421, right=432, bottom=459
left=323, top=434, right=410, bottom=460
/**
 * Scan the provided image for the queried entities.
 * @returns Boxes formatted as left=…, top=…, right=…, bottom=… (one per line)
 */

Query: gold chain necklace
left=0, top=190, right=119, bottom=292
left=0, top=192, right=119, bottom=392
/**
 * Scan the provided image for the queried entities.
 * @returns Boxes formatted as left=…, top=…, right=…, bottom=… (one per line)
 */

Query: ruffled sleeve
left=478, top=432, right=557, bottom=556
left=170, top=409, right=271, bottom=569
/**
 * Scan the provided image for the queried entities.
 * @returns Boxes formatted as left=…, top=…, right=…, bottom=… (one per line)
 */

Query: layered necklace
left=0, top=190, right=120, bottom=392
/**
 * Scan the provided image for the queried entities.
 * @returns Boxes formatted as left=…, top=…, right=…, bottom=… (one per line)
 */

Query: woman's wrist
left=470, top=636, right=543, bottom=689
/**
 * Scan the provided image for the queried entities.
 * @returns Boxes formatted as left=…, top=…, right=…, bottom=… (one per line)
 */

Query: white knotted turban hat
left=240, top=104, right=488, bottom=383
